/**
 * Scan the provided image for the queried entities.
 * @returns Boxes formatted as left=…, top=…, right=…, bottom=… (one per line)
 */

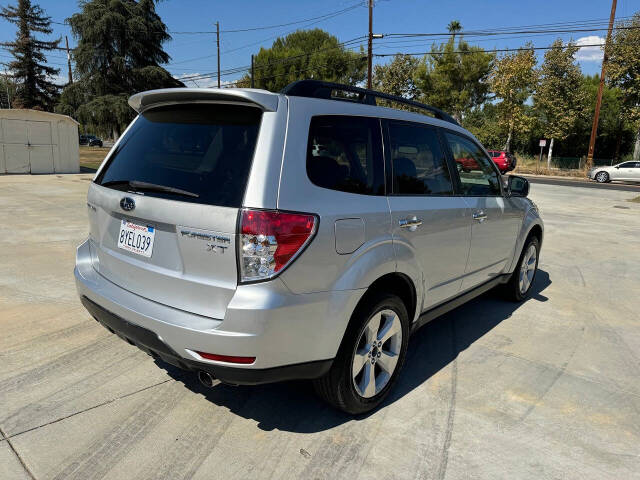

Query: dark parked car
left=79, top=134, right=103, bottom=147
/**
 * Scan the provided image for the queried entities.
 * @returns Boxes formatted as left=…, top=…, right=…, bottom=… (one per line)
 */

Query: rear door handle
left=399, top=217, right=423, bottom=231
left=472, top=211, right=487, bottom=222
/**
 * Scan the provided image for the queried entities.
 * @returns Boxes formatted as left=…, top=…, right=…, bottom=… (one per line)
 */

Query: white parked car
left=588, top=161, right=640, bottom=183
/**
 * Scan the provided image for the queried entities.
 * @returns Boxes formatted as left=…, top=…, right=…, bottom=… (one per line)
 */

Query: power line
left=381, top=15, right=637, bottom=38
left=219, top=53, right=368, bottom=88
left=168, top=2, right=364, bottom=66
left=372, top=42, right=622, bottom=57
left=175, top=36, right=366, bottom=82
left=170, top=2, right=365, bottom=34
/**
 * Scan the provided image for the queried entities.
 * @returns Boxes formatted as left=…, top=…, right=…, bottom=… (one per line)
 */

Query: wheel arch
left=507, top=213, right=544, bottom=273
left=355, top=272, right=417, bottom=326
left=526, top=223, right=543, bottom=248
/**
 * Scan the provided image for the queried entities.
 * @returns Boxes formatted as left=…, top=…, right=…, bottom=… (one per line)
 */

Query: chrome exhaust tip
left=197, top=370, right=215, bottom=388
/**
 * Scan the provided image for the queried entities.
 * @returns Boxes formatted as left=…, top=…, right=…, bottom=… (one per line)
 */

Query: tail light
left=239, top=208, right=317, bottom=282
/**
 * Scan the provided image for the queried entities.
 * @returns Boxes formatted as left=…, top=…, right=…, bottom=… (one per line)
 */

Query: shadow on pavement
left=161, top=270, right=551, bottom=432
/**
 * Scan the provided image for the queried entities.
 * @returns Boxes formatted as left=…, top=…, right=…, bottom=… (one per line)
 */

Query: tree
left=414, top=25, right=494, bottom=123
left=56, top=0, right=182, bottom=138
left=534, top=39, right=586, bottom=166
left=373, top=54, right=419, bottom=100
left=465, top=102, right=503, bottom=149
left=0, top=73, right=18, bottom=108
left=239, top=29, right=366, bottom=92
left=490, top=45, right=537, bottom=152
left=0, top=0, right=60, bottom=110
left=606, top=12, right=640, bottom=161
left=576, top=74, right=634, bottom=161
left=448, top=20, right=461, bottom=42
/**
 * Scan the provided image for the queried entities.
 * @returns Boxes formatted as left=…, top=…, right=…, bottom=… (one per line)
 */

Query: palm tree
left=448, top=20, right=462, bottom=43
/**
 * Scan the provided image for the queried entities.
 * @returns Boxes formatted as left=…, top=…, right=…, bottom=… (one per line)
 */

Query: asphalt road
left=520, top=174, right=640, bottom=192
left=1, top=175, right=639, bottom=480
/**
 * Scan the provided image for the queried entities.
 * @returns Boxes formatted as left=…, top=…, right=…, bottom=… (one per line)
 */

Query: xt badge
left=206, top=243, right=228, bottom=254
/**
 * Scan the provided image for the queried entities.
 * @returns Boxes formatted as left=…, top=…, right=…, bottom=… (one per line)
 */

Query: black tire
left=595, top=171, right=609, bottom=183
left=502, top=236, right=540, bottom=302
left=313, top=294, right=410, bottom=414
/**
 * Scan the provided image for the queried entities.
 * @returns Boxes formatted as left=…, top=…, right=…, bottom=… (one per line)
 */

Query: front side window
left=619, top=162, right=639, bottom=168
left=307, top=116, right=384, bottom=195
left=444, top=132, right=501, bottom=196
left=387, top=122, right=453, bottom=195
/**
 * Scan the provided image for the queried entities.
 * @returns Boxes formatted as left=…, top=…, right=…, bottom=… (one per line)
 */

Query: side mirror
left=507, top=175, right=529, bottom=197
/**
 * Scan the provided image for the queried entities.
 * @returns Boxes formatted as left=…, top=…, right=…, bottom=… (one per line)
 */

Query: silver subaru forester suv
left=75, top=80, right=543, bottom=414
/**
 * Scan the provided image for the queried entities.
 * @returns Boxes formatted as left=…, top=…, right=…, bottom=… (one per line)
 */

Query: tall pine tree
left=57, top=0, right=182, bottom=138
left=1, top=0, right=60, bottom=110
left=414, top=25, right=494, bottom=123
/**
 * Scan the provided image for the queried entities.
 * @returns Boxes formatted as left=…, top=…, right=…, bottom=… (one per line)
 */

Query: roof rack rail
left=280, top=80, right=459, bottom=126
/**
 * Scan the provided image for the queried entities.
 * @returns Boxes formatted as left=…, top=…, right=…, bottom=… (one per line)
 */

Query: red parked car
left=487, top=150, right=516, bottom=173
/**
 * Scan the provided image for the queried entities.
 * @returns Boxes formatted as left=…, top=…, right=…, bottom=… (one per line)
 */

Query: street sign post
left=538, top=139, right=546, bottom=173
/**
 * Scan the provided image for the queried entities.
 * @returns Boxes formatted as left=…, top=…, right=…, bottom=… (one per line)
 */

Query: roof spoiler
left=128, top=88, right=279, bottom=113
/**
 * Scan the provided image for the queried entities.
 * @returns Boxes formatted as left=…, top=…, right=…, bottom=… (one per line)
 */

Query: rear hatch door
left=87, top=101, right=264, bottom=318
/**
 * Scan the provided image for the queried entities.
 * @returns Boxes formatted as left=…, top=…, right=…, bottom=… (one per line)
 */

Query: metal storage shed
left=0, top=109, right=80, bottom=174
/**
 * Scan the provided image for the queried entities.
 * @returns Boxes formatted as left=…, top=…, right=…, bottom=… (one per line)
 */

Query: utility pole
left=216, top=21, right=221, bottom=88
left=586, top=0, right=617, bottom=169
left=251, top=54, right=255, bottom=88
left=367, top=0, right=373, bottom=89
left=65, top=36, right=73, bottom=84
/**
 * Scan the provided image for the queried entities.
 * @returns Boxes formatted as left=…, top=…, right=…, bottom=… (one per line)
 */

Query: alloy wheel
left=351, top=309, right=402, bottom=398
left=519, top=244, right=537, bottom=294
left=595, top=172, right=608, bottom=183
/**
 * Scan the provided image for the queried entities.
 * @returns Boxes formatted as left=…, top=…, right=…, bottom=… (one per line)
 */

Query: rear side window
left=95, top=104, right=262, bottom=207
left=387, top=121, right=453, bottom=195
left=307, top=116, right=384, bottom=195
left=444, top=132, right=501, bottom=196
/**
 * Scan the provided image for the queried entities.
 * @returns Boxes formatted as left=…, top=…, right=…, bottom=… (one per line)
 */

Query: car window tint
left=307, top=116, right=384, bottom=195
left=95, top=104, right=262, bottom=207
left=620, top=162, right=636, bottom=168
left=444, top=132, right=501, bottom=196
left=387, top=122, right=453, bottom=195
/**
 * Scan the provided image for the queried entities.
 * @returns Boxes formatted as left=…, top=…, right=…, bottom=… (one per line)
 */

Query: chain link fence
left=547, top=157, right=616, bottom=170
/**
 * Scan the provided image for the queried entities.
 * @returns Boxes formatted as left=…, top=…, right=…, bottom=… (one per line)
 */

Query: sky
left=1, top=0, right=638, bottom=88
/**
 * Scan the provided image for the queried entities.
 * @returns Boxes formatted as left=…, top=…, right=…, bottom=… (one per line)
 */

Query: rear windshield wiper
left=101, top=180, right=199, bottom=198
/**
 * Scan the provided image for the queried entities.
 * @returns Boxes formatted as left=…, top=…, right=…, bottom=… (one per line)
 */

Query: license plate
left=117, top=219, right=155, bottom=257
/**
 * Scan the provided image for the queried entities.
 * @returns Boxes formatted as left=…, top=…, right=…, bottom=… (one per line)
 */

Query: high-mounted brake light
left=239, top=209, right=317, bottom=282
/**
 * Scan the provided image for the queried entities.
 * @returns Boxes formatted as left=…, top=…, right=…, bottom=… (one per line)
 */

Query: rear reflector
left=196, top=351, right=256, bottom=364
left=239, top=208, right=317, bottom=282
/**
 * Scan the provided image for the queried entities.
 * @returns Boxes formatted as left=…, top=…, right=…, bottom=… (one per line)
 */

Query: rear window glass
left=306, top=116, right=384, bottom=195
left=95, top=104, right=262, bottom=207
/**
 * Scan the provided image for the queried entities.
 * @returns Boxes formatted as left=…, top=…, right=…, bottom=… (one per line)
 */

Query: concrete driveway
left=1, top=174, right=639, bottom=480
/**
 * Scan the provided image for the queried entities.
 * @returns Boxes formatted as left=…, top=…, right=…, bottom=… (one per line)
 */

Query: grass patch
left=79, top=146, right=109, bottom=171
left=512, top=152, right=586, bottom=177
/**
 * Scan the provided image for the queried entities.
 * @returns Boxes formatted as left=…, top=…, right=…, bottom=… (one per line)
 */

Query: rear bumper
left=75, top=239, right=363, bottom=383
left=80, top=296, right=332, bottom=384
